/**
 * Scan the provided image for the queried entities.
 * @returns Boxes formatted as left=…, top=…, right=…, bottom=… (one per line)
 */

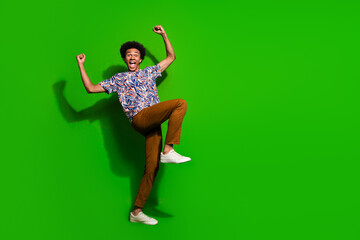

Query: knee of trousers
left=177, top=99, right=187, bottom=112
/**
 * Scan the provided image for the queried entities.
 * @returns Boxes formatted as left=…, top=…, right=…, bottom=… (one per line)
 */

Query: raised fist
left=76, top=53, right=86, bottom=65
left=153, top=25, right=165, bottom=35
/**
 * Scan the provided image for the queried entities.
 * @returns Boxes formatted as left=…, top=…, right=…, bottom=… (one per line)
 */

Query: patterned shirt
left=99, top=64, right=162, bottom=122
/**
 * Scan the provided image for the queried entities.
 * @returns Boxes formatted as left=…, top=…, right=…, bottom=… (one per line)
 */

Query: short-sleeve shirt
left=99, top=63, right=162, bottom=122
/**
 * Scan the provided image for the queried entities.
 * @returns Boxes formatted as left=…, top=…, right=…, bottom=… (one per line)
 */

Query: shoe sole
left=160, top=158, right=191, bottom=164
left=130, top=219, right=158, bottom=225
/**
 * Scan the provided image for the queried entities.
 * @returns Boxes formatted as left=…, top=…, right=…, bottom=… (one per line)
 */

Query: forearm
left=162, top=33, right=175, bottom=60
left=78, top=64, right=95, bottom=93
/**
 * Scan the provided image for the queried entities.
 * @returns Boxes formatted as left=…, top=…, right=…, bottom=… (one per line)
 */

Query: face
left=124, top=48, right=142, bottom=72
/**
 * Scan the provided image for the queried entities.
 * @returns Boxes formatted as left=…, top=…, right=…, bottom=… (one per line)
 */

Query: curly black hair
left=120, top=41, right=146, bottom=60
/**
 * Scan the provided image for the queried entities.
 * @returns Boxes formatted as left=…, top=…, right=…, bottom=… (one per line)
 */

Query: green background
left=1, top=0, right=359, bottom=239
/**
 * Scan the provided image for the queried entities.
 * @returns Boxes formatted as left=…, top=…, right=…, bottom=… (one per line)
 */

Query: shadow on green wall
left=52, top=51, right=172, bottom=218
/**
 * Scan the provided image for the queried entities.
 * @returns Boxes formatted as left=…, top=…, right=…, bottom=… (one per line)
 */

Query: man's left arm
left=153, top=25, right=176, bottom=73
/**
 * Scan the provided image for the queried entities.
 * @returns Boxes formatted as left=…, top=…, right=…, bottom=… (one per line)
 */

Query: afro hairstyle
left=120, top=41, right=146, bottom=60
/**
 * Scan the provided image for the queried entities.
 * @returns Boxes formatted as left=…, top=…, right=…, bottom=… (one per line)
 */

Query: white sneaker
left=129, top=211, right=158, bottom=225
left=160, top=149, right=191, bottom=164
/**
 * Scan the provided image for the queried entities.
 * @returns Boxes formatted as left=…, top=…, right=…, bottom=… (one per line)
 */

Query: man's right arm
left=76, top=54, right=105, bottom=93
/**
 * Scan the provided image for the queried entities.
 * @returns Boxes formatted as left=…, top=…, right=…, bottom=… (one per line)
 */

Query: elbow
left=85, top=86, right=94, bottom=94
left=166, top=53, right=175, bottom=62
left=85, top=83, right=99, bottom=94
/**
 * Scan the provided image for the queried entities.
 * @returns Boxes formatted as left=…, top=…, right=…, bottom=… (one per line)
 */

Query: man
left=76, top=25, right=190, bottom=225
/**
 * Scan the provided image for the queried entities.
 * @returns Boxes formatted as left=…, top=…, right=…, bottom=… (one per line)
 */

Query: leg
left=130, top=99, right=189, bottom=216
left=133, top=127, right=162, bottom=209
left=132, top=99, right=187, bottom=148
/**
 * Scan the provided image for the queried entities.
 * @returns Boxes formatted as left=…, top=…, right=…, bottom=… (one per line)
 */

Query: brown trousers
left=131, top=99, right=187, bottom=208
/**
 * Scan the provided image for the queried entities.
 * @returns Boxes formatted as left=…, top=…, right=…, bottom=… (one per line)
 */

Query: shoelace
left=173, top=150, right=186, bottom=158
left=139, top=212, right=152, bottom=220
left=163, top=150, right=186, bottom=158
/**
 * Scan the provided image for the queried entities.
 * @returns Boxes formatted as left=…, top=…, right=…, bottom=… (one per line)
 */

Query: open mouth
left=129, top=61, right=136, bottom=68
